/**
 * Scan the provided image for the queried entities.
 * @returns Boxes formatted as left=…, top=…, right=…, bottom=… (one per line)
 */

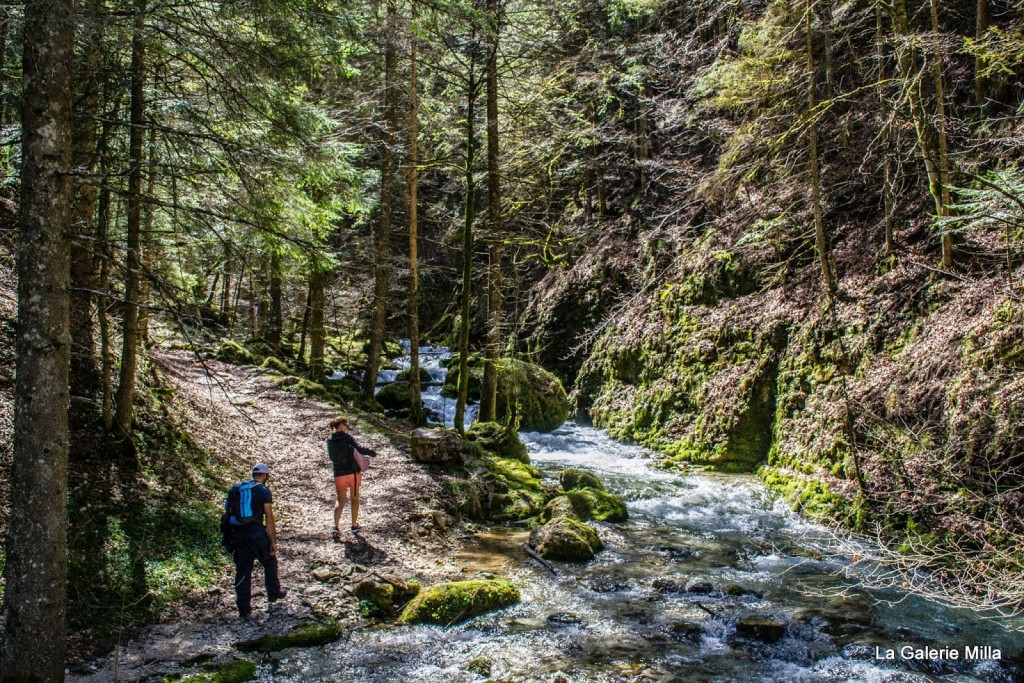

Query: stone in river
left=546, top=612, right=585, bottom=626
left=652, top=578, right=686, bottom=593
left=686, top=581, right=714, bottom=594
left=734, top=615, right=787, bottom=643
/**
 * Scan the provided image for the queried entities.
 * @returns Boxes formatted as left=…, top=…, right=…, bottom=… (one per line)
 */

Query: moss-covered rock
left=482, top=457, right=547, bottom=522
left=466, top=421, right=529, bottom=462
left=465, top=657, right=493, bottom=676
left=233, top=620, right=342, bottom=653
left=528, top=517, right=603, bottom=561
left=355, top=576, right=422, bottom=617
left=542, top=489, right=628, bottom=523
left=170, top=659, right=257, bottom=683
left=261, top=356, right=292, bottom=374
left=294, top=379, right=328, bottom=398
left=444, top=358, right=570, bottom=432
left=214, top=340, right=255, bottom=365
left=376, top=382, right=419, bottom=413
left=558, top=468, right=605, bottom=491
left=398, top=579, right=520, bottom=626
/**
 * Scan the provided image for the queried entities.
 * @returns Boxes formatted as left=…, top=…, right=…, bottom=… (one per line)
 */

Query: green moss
left=398, top=579, right=520, bottom=626
left=168, top=659, right=257, bottom=683
left=294, top=379, right=328, bottom=398
left=445, top=358, right=570, bottom=432
left=234, top=620, right=343, bottom=653
left=397, top=367, right=432, bottom=383
left=376, top=382, right=414, bottom=411
left=759, top=467, right=847, bottom=520
left=260, top=356, right=292, bottom=374
left=542, top=489, right=628, bottom=523
left=467, top=422, right=529, bottom=462
left=214, top=340, right=255, bottom=365
left=558, top=468, right=605, bottom=491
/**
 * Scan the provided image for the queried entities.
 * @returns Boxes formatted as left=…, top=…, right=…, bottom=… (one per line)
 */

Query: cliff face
left=518, top=0, right=1024, bottom=561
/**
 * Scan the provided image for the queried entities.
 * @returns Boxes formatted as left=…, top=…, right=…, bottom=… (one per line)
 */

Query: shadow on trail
left=341, top=534, right=389, bottom=565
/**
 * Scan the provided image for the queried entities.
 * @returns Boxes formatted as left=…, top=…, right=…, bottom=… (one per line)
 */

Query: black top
left=327, top=431, right=373, bottom=476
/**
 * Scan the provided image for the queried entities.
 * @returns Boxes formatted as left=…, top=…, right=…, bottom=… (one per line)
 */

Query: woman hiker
left=326, top=416, right=376, bottom=540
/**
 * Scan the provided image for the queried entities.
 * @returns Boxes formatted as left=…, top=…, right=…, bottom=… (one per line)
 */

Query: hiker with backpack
left=326, top=416, right=376, bottom=541
left=220, top=463, right=288, bottom=617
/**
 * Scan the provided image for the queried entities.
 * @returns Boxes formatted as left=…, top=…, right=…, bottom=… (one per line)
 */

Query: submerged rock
left=399, top=579, right=520, bottom=626
left=547, top=612, right=585, bottom=626
left=465, top=657, right=493, bottom=676
left=686, top=581, right=714, bottom=595
left=652, top=578, right=686, bottom=594
left=667, top=619, right=705, bottom=643
left=233, top=620, right=342, bottom=653
left=734, top=615, right=786, bottom=643
left=529, top=517, right=603, bottom=561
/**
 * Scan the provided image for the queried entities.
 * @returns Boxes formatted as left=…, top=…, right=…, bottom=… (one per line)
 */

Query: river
left=288, top=345, right=1024, bottom=682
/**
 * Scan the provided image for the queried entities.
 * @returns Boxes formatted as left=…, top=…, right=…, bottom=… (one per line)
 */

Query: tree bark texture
left=114, top=0, right=147, bottom=438
left=455, top=66, right=477, bottom=435
left=479, top=0, right=502, bottom=425
left=806, top=0, right=837, bottom=299
left=363, top=0, right=398, bottom=399
left=0, top=0, right=74, bottom=679
left=268, top=249, right=283, bottom=352
left=308, top=269, right=325, bottom=381
left=407, top=0, right=424, bottom=426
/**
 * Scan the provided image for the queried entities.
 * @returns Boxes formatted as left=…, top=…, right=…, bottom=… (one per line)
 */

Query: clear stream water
left=289, top=345, right=1024, bottom=682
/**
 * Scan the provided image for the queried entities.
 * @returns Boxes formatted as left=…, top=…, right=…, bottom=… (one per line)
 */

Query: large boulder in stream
left=559, top=468, right=605, bottom=491
left=529, top=516, right=604, bottom=561
left=542, top=489, right=627, bottom=523
left=444, top=358, right=569, bottom=432
left=466, top=421, right=529, bottom=462
left=734, top=615, right=787, bottom=643
left=375, top=382, right=424, bottom=416
left=398, top=579, right=520, bottom=626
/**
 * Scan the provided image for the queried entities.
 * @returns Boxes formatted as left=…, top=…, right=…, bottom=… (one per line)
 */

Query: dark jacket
left=327, top=431, right=375, bottom=477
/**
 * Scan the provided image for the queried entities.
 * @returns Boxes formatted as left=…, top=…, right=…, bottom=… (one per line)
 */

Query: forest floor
left=68, top=350, right=471, bottom=682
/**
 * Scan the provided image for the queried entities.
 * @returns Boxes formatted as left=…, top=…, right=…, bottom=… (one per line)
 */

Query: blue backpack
left=226, top=480, right=259, bottom=525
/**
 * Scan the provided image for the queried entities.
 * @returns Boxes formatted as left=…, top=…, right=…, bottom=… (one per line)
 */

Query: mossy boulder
left=482, top=456, right=547, bottom=522
left=496, top=359, right=569, bottom=432
left=173, top=659, right=257, bottom=683
left=444, top=358, right=569, bottom=432
left=261, top=356, right=292, bottom=374
left=294, top=379, right=328, bottom=398
left=542, top=489, right=627, bottom=523
left=376, top=382, right=417, bottom=413
left=528, top=517, right=604, bottom=561
left=559, top=468, right=605, bottom=491
left=398, top=579, right=520, bottom=626
left=234, top=620, right=342, bottom=653
left=466, top=421, right=529, bottom=462
left=214, top=340, right=255, bottom=365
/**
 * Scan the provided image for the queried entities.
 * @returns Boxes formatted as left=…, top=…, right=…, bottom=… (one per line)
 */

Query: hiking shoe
left=351, top=524, right=361, bottom=532
left=331, top=527, right=340, bottom=541
left=268, top=589, right=289, bottom=603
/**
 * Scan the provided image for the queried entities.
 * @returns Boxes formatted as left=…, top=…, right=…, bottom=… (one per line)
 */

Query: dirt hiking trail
left=71, top=350, right=470, bottom=681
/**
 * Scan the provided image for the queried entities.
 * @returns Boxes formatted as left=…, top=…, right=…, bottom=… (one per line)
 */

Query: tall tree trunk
left=0, top=0, right=74, bottom=678
left=298, top=282, right=311, bottom=363
left=138, top=125, right=157, bottom=346
left=407, top=0, right=424, bottom=426
left=974, top=0, right=989, bottom=107
left=876, top=1, right=896, bottom=257
left=267, top=249, right=283, bottom=353
left=69, top=0, right=106, bottom=397
left=97, top=153, right=114, bottom=433
left=0, top=12, right=7, bottom=131
left=114, top=0, right=147, bottom=439
left=219, top=246, right=232, bottom=326
left=308, top=269, right=325, bottom=382
left=363, top=0, right=398, bottom=399
left=455, top=66, right=478, bottom=435
left=806, top=0, right=837, bottom=299
left=479, top=0, right=502, bottom=425
left=929, top=0, right=953, bottom=270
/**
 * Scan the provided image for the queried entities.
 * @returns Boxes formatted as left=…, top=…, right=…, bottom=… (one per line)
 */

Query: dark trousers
left=232, top=529, right=281, bottom=615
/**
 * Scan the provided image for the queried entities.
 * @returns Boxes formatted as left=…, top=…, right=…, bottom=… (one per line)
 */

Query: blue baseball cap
left=252, top=463, right=270, bottom=475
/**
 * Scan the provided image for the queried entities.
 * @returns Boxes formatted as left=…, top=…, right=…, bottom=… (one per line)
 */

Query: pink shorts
left=334, top=473, right=362, bottom=491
